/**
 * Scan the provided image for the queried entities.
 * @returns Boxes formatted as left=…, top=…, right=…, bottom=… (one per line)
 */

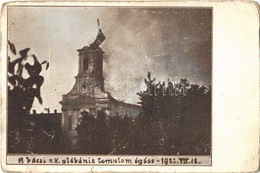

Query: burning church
left=59, top=20, right=141, bottom=147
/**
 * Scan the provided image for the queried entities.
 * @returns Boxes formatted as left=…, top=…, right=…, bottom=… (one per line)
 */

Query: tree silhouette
left=8, top=41, right=51, bottom=153
left=76, top=110, right=110, bottom=154
left=136, top=72, right=211, bottom=155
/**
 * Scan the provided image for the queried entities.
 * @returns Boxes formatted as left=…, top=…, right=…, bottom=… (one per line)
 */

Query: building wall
left=26, top=111, right=62, bottom=153
left=61, top=109, right=78, bottom=150
left=110, top=102, right=141, bottom=118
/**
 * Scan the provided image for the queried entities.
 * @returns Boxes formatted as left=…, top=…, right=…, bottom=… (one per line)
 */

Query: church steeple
left=76, top=19, right=106, bottom=93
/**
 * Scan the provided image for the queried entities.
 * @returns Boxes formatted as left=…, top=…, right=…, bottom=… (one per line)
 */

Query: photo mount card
left=1, top=1, right=259, bottom=172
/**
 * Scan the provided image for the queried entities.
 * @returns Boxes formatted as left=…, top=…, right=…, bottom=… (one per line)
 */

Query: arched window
left=83, top=57, right=88, bottom=71
left=68, top=116, right=72, bottom=131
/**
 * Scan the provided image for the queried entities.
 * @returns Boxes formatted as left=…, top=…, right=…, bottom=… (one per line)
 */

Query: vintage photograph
left=6, top=6, right=212, bottom=159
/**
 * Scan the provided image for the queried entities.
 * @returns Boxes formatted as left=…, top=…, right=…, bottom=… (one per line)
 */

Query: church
left=59, top=20, right=141, bottom=147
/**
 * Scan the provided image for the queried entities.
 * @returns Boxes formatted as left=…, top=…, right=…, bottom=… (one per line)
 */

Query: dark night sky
left=8, top=7, right=212, bottom=112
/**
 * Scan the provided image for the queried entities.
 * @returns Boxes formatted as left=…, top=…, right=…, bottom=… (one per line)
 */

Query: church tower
left=59, top=19, right=110, bottom=149
left=77, top=19, right=106, bottom=93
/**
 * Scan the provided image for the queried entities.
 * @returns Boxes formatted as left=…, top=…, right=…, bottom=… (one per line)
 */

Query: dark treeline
left=74, top=72, right=211, bottom=155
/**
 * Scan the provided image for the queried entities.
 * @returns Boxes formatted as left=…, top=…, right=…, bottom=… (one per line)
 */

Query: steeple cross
left=97, top=18, right=100, bottom=29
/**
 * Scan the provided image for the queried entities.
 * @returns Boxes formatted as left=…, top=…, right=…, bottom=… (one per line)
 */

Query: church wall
left=62, top=109, right=77, bottom=136
left=72, top=109, right=78, bottom=130
left=61, top=108, right=79, bottom=151
left=61, top=111, right=66, bottom=131
left=125, top=105, right=142, bottom=117
left=110, top=102, right=141, bottom=118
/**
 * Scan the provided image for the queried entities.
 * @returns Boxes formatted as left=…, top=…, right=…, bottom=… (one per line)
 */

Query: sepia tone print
left=7, top=7, right=212, bottom=157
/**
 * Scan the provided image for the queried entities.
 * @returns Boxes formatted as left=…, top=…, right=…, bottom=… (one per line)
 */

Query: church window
left=83, top=57, right=88, bottom=70
left=68, top=116, right=72, bottom=130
